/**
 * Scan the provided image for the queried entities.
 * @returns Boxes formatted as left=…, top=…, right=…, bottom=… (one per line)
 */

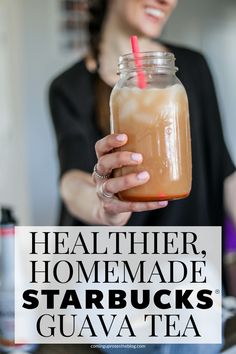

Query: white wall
left=18, top=0, right=84, bottom=225
left=0, top=0, right=84, bottom=225
left=0, top=0, right=30, bottom=224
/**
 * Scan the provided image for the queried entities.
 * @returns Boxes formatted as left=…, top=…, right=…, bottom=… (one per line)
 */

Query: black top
left=49, top=44, right=235, bottom=227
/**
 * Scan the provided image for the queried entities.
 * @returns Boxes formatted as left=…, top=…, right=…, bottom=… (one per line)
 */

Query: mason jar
left=110, top=51, right=192, bottom=202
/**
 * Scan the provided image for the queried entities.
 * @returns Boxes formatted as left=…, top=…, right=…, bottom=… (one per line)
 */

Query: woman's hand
left=93, top=133, right=168, bottom=225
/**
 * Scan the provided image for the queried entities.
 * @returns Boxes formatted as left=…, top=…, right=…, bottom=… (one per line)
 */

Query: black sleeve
left=49, top=76, right=96, bottom=177
left=197, top=55, right=235, bottom=179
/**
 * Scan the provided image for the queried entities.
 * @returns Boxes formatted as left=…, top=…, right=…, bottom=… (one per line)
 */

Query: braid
left=88, top=0, right=108, bottom=62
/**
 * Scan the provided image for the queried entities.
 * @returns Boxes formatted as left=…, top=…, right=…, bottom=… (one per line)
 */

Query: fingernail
left=137, top=171, right=149, bottom=180
left=159, top=201, right=168, bottom=207
left=131, top=153, right=142, bottom=162
left=116, top=134, right=126, bottom=142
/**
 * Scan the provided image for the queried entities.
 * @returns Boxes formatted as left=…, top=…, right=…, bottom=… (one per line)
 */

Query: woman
left=49, top=0, right=236, bottom=352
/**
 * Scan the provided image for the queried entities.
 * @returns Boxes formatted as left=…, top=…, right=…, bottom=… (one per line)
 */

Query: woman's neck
left=98, top=10, right=165, bottom=86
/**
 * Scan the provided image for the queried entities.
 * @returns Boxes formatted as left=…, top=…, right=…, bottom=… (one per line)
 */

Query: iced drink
left=110, top=84, right=192, bottom=201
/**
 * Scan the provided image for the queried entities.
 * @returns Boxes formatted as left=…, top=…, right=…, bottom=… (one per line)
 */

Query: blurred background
left=0, top=0, right=236, bottom=226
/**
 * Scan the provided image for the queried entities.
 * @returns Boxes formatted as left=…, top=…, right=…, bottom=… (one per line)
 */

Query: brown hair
left=88, top=0, right=109, bottom=61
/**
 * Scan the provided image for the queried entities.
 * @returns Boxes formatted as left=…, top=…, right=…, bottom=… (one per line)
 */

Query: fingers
left=103, top=171, right=150, bottom=195
left=94, top=133, right=142, bottom=184
left=96, top=151, right=143, bottom=177
left=102, top=197, right=168, bottom=215
left=95, top=133, right=127, bottom=158
left=99, top=172, right=168, bottom=215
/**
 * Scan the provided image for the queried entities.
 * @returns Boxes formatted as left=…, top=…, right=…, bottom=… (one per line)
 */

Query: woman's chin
left=137, top=23, right=164, bottom=39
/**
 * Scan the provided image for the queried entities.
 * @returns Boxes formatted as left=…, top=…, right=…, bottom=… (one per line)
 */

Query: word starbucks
left=23, top=288, right=213, bottom=311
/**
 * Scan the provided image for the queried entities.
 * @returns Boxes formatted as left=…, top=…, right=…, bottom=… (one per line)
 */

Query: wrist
left=98, top=205, right=131, bottom=226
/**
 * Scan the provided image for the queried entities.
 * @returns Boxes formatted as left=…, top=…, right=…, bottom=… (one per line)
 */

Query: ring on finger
left=98, top=182, right=114, bottom=199
left=93, top=163, right=110, bottom=180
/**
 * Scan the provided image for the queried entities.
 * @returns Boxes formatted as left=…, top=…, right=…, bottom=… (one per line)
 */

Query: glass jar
left=110, top=51, right=192, bottom=202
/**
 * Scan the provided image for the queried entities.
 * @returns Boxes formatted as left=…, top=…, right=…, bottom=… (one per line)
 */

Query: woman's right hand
left=93, top=133, right=168, bottom=226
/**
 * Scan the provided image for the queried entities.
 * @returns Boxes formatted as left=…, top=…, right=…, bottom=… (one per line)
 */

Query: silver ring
left=99, top=182, right=114, bottom=199
left=93, top=164, right=110, bottom=180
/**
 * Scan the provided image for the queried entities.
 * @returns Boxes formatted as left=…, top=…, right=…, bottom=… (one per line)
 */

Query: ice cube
left=119, top=99, right=138, bottom=119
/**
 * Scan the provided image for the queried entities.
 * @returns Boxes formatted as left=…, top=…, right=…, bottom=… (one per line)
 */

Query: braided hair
left=87, top=0, right=109, bottom=62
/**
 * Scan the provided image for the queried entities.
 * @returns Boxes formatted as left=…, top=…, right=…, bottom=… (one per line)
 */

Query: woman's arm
left=60, top=170, right=101, bottom=225
left=224, top=171, right=236, bottom=228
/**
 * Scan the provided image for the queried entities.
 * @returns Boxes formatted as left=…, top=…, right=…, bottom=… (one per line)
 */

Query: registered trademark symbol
left=215, top=289, right=220, bottom=294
